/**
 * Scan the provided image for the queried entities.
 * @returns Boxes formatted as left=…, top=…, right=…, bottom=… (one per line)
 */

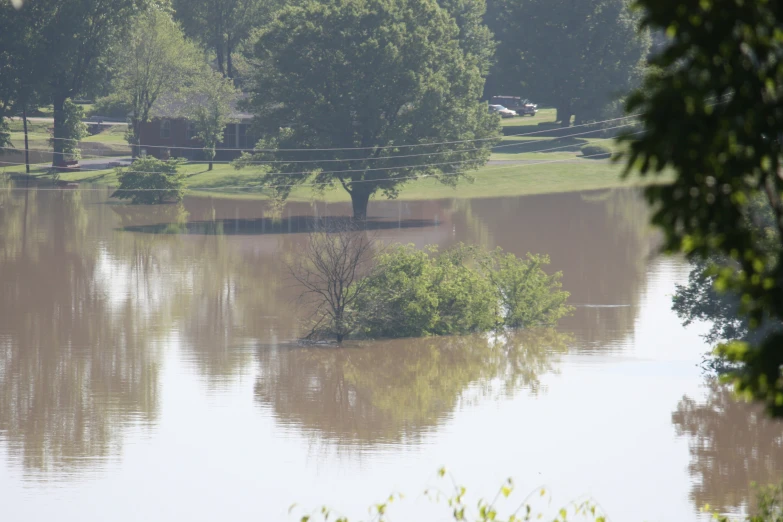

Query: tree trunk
left=131, top=117, right=141, bottom=158
left=556, top=104, right=572, bottom=127
left=209, top=160, right=213, bottom=171
left=216, top=42, right=225, bottom=76
left=52, top=94, right=66, bottom=167
left=350, top=188, right=371, bottom=221
left=226, top=41, right=234, bottom=79
left=22, top=104, right=30, bottom=174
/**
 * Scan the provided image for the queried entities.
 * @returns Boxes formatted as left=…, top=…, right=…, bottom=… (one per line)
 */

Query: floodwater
left=0, top=183, right=780, bottom=521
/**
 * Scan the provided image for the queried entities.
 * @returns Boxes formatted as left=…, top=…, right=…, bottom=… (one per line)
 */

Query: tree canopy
left=236, top=0, right=500, bottom=220
left=181, top=70, right=239, bottom=170
left=1, top=0, right=146, bottom=165
left=113, top=7, right=203, bottom=156
left=172, top=0, right=279, bottom=79
left=621, top=0, right=783, bottom=415
left=486, top=0, right=650, bottom=125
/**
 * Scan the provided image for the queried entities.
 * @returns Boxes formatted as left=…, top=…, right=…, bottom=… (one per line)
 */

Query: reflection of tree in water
left=254, top=329, right=571, bottom=445
left=672, top=380, right=783, bottom=514
left=446, top=189, right=653, bottom=348
left=110, top=202, right=286, bottom=385
left=0, top=186, right=161, bottom=475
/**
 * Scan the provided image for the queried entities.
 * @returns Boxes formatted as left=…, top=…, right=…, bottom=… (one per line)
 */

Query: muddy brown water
left=0, top=183, right=780, bottom=521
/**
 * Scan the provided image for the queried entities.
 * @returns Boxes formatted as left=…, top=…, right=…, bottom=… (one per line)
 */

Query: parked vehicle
left=488, top=104, right=517, bottom=118
left=491, top=96, right=538, bottom=116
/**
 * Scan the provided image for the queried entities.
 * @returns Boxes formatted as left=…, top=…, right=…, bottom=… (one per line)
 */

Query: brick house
left=138, top=97, right=258, bottom=161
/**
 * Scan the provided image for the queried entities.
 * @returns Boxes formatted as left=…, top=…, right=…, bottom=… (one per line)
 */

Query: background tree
left=113, top=8, right=202, bottom=157
left=182, top=70, right=239, bottom=170
left=620, top=0, right=783, bottom=415
left=0, top=0, right=49, bottom=160
left=172, top=0, right=278, bottom=80
left=486, top=0, right=649, bottom=125
left=236, top=0, right=500, bottom=220
left=438, top=0, right=495, bottom=76
left=25, top=0, right=145, bottom=166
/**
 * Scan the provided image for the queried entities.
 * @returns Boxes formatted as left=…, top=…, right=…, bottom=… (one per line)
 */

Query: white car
left=489, top=104, right=517, bottom=118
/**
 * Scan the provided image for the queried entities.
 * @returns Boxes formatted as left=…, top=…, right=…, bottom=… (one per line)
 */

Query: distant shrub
left=0, top=118, right=9, bottom=148
left=53, top=99, right=88, bottom=161
left=91, top=94, right=131, bottom=119
left=111, top=157, right=185, bottom=204
left=580, top=144, right=612, bottom=159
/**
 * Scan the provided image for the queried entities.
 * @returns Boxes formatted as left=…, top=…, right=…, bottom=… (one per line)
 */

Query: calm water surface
left=0, top=184, right=781, bottom=521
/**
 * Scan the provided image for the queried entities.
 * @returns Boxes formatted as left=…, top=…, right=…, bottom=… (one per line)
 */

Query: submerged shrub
left=352, top=244, right=572, bottom=339
left=111, top=157, right=185, bottom=204
left=486, top=250, right=573, bottom=328
left=356, top=245, right=498, bottom=338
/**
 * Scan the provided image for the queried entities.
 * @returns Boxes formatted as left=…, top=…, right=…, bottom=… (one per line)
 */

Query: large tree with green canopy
left=237, top=0, right=500, bottom=220
left=485, top=0, right=649, bottom=125
left=620, top=0, right=783, bottom=415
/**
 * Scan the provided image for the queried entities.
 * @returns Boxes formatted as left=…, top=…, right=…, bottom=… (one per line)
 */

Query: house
left=137, top=96, right=259, bottom=161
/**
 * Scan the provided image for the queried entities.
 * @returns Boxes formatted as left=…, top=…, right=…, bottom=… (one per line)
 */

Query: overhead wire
left=0, top=133, right=641, bottom=192
left=0, top=120, right=637, bottom=166
left=0, top=127, right=634, bottom=178
left=37, top=112, right=640, bottom=151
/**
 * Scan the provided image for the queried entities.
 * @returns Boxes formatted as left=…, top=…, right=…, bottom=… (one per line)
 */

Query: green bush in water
left=111, top=157, right=185, bottom=204
left=353, top=244, right=572, bottom=339
left=487, top=250, right=573, bottom=328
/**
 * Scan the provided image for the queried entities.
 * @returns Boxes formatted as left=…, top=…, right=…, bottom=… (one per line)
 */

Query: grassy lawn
left=499, top=107, right=557, bottom=127
left=1, top=110, right=656, bottom=202
left=9, top=155, right=667, bottom=202
left=82, top=125, right=128, bottom=144
left=4, top=120, right=131, bottom=158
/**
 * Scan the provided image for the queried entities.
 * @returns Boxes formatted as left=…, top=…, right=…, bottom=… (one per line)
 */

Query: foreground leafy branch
left=291, top=467, right=606, bottom=522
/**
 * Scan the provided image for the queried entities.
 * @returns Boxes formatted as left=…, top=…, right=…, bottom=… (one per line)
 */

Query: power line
left=39, top=113, right=640, bottom=151
left=0, top=129, right=631, bottom=177
left=0, top=137, right=639, bottom=192
left=1, top=121, right=636, bottom=165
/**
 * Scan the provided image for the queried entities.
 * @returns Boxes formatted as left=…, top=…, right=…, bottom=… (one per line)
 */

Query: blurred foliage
left=621, top=0, right=783, bottom=415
